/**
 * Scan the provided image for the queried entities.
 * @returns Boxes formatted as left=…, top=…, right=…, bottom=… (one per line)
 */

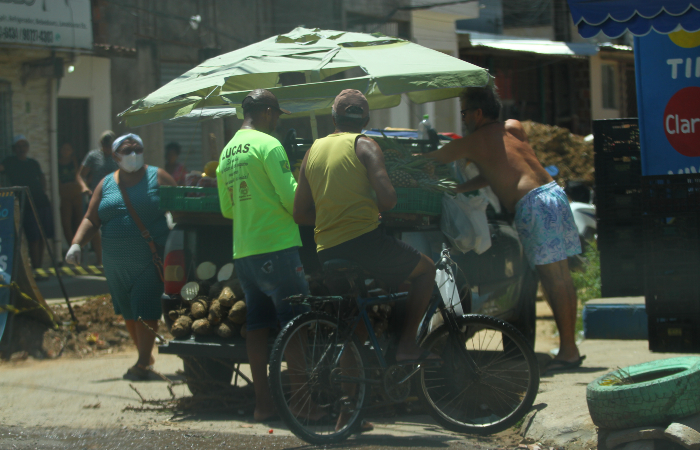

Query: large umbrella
left=120, top=27, right=491, bottom=134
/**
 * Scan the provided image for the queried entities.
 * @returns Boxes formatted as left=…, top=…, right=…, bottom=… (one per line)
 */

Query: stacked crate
left=642, top=174, right=700, bottom=352
left=593, top=119, right=644, bottom=297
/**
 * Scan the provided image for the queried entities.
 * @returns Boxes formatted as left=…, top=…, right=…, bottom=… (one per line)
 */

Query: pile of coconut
left=168, top=262, right=249, bottom=340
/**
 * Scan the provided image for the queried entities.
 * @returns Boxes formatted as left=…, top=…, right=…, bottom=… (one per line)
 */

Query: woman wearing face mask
left=65, top=133, right=177, bottom=379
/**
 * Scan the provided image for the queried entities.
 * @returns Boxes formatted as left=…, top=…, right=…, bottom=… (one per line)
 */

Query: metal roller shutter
left=160, top=63, right=203, bottom=174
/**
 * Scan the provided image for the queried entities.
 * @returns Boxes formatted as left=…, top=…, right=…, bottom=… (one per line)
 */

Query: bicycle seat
left=322, top=259, right=365, bottom=273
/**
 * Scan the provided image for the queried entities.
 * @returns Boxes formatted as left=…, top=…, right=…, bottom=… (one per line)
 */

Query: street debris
left=39, top=295, right=171, bottom=359
left=521, top=121, right=594, bottom=187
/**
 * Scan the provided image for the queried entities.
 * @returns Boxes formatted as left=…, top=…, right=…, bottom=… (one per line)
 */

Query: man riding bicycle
left=293, top=89, right=436, bottom=363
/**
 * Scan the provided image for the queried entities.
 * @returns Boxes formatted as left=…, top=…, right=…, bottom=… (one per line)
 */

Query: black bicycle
left=268, top=246, right=540, bottom=444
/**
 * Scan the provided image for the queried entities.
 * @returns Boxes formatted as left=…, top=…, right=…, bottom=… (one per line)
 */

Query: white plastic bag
left=440, top=193, right=492, bottom=254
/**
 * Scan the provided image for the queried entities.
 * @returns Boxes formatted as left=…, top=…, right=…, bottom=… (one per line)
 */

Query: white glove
left=65, top=244, right=82, bottom=265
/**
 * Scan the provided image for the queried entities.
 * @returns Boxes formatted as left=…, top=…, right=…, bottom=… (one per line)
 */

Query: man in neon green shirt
left=217, top=89, right=322, bottom=422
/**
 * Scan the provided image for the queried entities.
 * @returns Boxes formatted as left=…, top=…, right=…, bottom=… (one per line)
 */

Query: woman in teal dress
left=65, top=133, right=176, bottom=379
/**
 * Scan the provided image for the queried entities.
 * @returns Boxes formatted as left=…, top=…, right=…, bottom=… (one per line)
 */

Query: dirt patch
left=3, top=295, right=171, bottom=361
left=521, top=121, right=594, bottom=187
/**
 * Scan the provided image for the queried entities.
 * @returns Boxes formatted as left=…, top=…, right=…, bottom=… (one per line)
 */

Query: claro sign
left=636, top=30, right=700, bottom=175
left=0, top=0, right=92, bottom=50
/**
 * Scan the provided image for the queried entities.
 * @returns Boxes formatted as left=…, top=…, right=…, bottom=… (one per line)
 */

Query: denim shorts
left=234, top=247, right=310, bottom=331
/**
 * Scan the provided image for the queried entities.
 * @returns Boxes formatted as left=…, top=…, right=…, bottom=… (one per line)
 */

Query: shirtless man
left=427, top=85, right=584, bottom=371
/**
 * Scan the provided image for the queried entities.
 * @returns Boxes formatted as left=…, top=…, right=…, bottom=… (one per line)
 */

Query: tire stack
left=593, top=119, right=644, bottom=297
left=642, top=174, right=700, bottom=352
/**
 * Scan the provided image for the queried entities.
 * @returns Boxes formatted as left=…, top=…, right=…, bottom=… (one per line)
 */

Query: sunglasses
left=116, top=145, right=144, bottom=155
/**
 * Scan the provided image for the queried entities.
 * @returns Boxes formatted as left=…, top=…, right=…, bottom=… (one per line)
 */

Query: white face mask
left=116, top=152, right=144, bottom=173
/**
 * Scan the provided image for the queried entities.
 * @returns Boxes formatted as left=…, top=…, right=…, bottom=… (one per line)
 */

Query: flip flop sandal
left=356, top=420, right=374, bottom=434
left=123, top=364, right=153, bottom=380
left=545, top=355, right=586, bottom=373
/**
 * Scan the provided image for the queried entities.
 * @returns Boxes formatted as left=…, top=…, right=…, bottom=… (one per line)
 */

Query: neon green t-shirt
left=216, top=129, right=301, bottom=259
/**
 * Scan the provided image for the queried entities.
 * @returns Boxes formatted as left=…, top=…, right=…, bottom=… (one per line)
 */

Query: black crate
left=595, top=153, right=642, bottom=187
left=648, top=314, right=700, bottom=353
left=645, top=268, right=700, bottom=315
left=641, top=174, right=700, bottom=216
left=593, top=119, right=639, bottom=154
left=595, top=185, right=643, bottom=224
left=600, top=250, right=644, bottom=297
left=597, top=222, right=643, bottom=250
left=643, top=215, right=700, bottom=241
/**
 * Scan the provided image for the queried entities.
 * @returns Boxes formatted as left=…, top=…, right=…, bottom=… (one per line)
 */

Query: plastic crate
left=595, top=185, right=642, bottom=224
left=648, top=314, right=700, bottom=353
left=593, top=118, right=639, bottom=154
left=643, top=215, right=700, bottom=241
left=390, top=187, right=442, bottom=215
left=159, top=186, right=220, bottom=213
left=594, top=153, right=641, bottom=187
left=645, top=264, right=700, bottom=304
left=597, top=222, right=643, bottom=247
left=600, top=250, right=644, bottom=297
left=641, top=174, right=700, bottom=215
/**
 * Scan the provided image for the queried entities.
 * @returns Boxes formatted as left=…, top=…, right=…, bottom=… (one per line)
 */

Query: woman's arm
left=71, top=179, right=104, bottom=246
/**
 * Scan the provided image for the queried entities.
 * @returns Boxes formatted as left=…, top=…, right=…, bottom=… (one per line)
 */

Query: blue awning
left=568, top=0, right=700, bottom=38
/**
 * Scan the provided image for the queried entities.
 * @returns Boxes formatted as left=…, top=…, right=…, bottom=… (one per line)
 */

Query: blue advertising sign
left=0, top=194, right=15, bottom=341
left=635, top=30, right=700, bottom=175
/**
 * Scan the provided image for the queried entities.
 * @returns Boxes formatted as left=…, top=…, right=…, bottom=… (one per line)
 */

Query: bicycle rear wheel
left=418, top=314, right=540, bottom=434
left=269, top=312, right=368, bottom=444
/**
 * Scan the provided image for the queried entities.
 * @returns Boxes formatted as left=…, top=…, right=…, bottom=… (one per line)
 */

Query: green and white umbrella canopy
left=120, top=27, right=492, bottom=127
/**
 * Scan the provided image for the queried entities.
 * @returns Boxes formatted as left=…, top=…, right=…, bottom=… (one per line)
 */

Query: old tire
left=587, top=357, right=700, bottom=429
left=181, top=356, right=235, bottom=396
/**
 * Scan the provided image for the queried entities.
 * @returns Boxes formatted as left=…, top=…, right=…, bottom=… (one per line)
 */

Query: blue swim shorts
left=514, top=181, right=582, bottom=268
left=234, top=247, right=310, bottom=332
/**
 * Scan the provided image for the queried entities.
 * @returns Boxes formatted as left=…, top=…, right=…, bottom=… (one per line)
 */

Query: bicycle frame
left=331, top=247, right=470, bottom=373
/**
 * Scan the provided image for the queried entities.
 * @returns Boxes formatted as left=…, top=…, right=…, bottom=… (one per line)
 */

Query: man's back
left=305, top=132, right=379, bottom=251
left=216, top=129, right=300, bottom=259
left=465, top=120, right=553, bottom=212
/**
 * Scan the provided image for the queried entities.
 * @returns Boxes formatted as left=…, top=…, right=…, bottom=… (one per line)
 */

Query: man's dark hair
left=332, top=109, right=369, bottom=131
left=99, top=131, right=116, bottom=147
left=242, top=104, right=271, bottom=119
left=461, top=85, right=501, bottom=120
left=165, top=142, right=181, bottom=155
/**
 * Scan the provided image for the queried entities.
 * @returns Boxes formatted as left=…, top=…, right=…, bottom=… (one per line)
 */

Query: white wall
left=590, top=54, right=622, bottom=120
left=58, top=56, right=112, bottom=149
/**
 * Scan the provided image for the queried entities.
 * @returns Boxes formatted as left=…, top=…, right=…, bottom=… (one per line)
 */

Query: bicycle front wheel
left=418, top=314, right=540, bottom=434
left=269, top=312, right=368, bottom=445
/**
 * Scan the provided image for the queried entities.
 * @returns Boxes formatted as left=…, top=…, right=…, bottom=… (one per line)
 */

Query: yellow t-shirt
left=305, top=133, right=379, bottom=251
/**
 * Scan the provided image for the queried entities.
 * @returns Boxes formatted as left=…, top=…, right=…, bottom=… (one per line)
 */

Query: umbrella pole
left=309, top=112, right=319, bottom=141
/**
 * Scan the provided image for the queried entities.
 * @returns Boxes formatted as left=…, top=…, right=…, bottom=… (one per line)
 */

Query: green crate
left=390, top=187, right=442, bottom=215
left=159, top=186, right=220, bottom=213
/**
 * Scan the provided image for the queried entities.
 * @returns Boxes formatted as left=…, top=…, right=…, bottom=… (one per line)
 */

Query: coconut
left=191, top=299, right=209, bottom=319
left=218, top=286, right=240, bottom=309
left=215, top=321, right=233, bottom=338
left=228, top=300, right=247, bottom=324
left=168, top=309, right=180, bottom=322
left=223, top=278, right=245, bottom=300
left=192, top=318, right=212, bottom=335
left=171, top=316, right=193, bottom=338
left=208, top=300, right=223, bottom=325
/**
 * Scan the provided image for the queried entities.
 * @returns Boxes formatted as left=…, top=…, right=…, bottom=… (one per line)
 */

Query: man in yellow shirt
left=293, top=89, right=436, bottom=362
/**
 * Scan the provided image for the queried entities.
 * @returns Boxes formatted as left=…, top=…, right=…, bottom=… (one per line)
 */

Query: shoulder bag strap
left=115, top=169, right=165, bottom=282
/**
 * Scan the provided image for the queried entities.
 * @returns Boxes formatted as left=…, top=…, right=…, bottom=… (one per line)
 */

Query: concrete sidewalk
left=524, top=339, right=689, bottom=449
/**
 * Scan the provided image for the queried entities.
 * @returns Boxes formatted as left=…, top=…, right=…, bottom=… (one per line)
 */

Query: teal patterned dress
left=98, top=165, right=169, bottom=320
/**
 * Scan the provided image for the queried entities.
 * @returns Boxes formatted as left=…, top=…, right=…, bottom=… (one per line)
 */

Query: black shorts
left=318, top=227, right=421, bottom=288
